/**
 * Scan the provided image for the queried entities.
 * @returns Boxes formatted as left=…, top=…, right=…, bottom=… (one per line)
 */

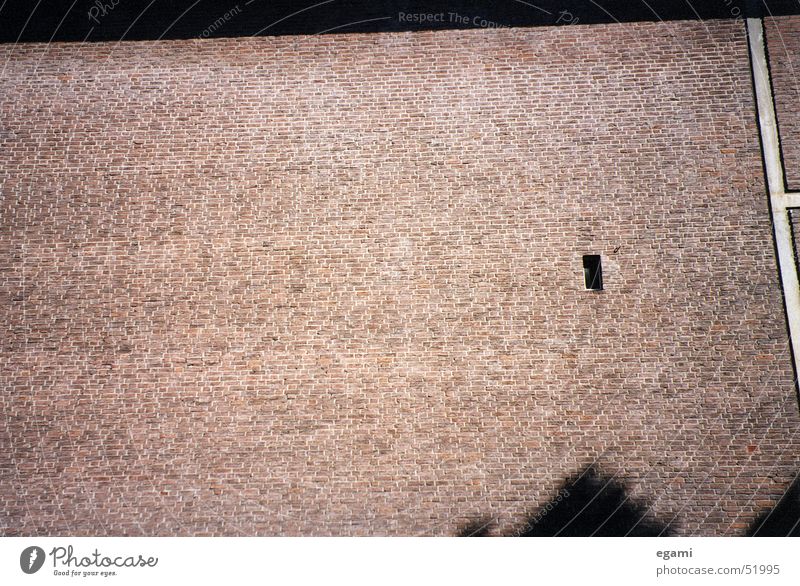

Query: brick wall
left=766, top=15, right=800, bottom=190
left=2, top=19, right=799, bottom=536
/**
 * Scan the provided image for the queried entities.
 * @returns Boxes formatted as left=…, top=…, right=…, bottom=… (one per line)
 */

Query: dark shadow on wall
left=747, top=475, right=800, bottom=537
left=457, top=518, right=493, bottom=537
left=459, top=466, right=675, bottom=537
left=516, top=466, right=674, bottom=536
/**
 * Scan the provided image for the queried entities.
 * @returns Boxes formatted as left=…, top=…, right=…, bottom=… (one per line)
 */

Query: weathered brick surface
left=766, top=15, right=800, bottom=190
left=1, top=19, right=799, bottom=536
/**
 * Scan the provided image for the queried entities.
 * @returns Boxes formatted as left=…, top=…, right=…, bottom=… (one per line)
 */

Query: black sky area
left=0, top=1, right=799, bottom=43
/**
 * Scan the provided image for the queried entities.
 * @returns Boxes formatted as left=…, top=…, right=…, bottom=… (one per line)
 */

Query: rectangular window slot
left=583, top=255, right=603, bottom=291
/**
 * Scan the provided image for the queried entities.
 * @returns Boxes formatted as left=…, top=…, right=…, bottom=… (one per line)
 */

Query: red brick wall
left=2, top=19, right=799, bottom=536
left=766, top=15, right=800, bottom=190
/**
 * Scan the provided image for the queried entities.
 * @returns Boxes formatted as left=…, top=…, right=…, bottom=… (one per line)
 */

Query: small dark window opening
left=583, top=255, right=603, bottom=290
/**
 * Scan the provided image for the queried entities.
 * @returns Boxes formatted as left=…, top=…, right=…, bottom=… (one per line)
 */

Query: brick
left=0, top=19, right=798, bottom=536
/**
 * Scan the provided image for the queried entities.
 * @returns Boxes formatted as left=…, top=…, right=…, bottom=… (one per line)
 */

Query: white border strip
left=1, top=537, right=799, bottom=584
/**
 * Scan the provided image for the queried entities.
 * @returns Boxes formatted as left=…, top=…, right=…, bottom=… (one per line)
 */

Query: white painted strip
left=776, top=192, right=800, bottom=209
left=771, top=208, right=800, bottom=364
left=747, top=17, right=800, bottom=378
left=747, top=18, right=786, bottom=198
